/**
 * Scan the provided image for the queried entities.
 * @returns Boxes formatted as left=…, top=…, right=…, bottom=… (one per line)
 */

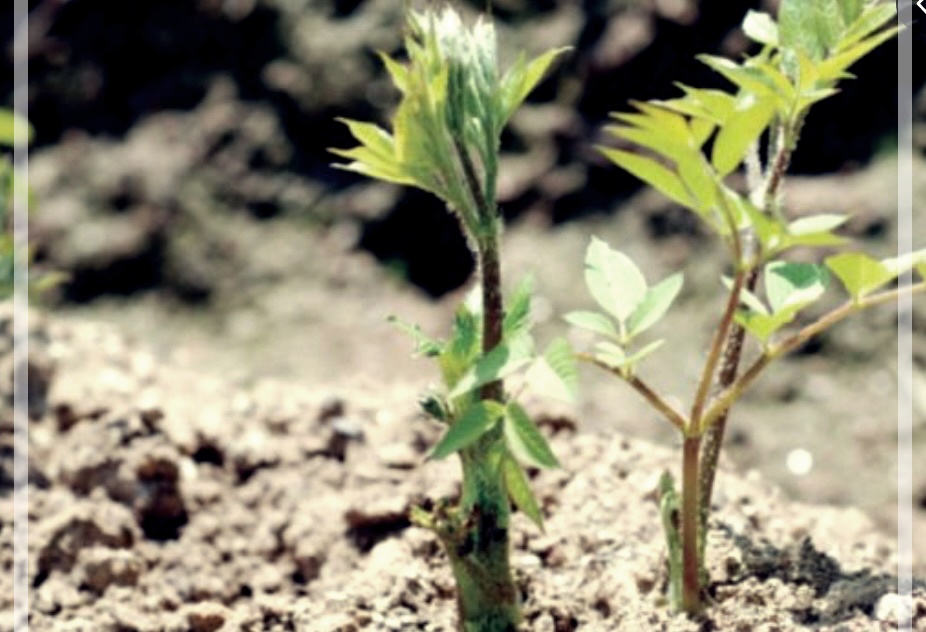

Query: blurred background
left=5, top=0, right=926, bottom=567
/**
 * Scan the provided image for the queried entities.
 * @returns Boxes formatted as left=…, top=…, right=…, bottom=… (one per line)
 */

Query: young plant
left=331, top=8, right=572, bottom=630
left=567, top=0, right=924, bottom=616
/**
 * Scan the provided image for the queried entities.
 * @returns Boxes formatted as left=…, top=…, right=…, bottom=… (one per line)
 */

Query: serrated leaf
left=503, top=276, right=533, bottom=338
left=524, top=337, right=578, bottom=403
left=388, top=316, right=443, bottom=356
left=584, top=237, right=648, bottom=324
left=502, top=455, right=544, bottom=530
left=627, top=273, right=683, bottom=338
left=825, top=252, right=894, bottom=299
left=504, top=401, right=559, bottom=468
left=743, top=10, right=779, bottom=46
left=764, top=261, right=828, bottom=313
left=598, top=147, right=692, bottom=208
left=430, top=401, right=505, bottom=460
left=563, top=310, right=618, bottom=338
left=448, top=334, right=535, bottom=398
left=441, top=304, right=481, bottom=385
left=711, top=92, right=776, bottom=177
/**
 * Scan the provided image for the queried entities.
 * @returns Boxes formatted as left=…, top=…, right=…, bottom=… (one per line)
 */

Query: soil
left=4, top=304, right=926, bottom=631
left=5, top=0, right=926, bottom=630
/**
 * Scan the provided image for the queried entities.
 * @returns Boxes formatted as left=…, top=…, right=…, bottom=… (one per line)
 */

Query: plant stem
left=480, top=237, right=504, bottom=401
left=701, top=281, right=926, bottom=432
left=446, top=132, right=518, bottom=631
left=681, top=436, right=702, bottom=615
left=691, top=268, right=747, bottom=426
left=697, top=267, right=758, bottom=531
left=577, top=353, right=688, bottom=432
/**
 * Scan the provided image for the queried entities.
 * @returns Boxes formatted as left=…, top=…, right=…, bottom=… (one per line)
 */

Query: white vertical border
left=896, top=3, right=914, bottom=632
left=12, top=0, right=29, bottom=629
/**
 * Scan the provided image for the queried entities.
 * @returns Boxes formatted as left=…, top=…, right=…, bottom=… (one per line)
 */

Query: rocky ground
left=3, top=306, right=925, bottom=631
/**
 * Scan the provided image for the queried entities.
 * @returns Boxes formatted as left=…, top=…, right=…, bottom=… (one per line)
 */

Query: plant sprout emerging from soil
left=331, top=7, right=573, bottom=631
left=567, top=0, right=925, bottom=617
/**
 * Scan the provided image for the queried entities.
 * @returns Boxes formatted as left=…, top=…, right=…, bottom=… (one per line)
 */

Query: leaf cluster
left=393, top=278, right=577, bottom=528
left=565, top=238, right=682, bottom=376
left=331, top=7, right=567, bottom=239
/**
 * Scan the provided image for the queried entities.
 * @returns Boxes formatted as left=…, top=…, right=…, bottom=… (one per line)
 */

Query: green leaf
left=817, top=27, right=898, bottom=83
left=502, top=455, right=544, bottom=530
left=499, top=47, right=570, bottom=124
left=441, top=304, right=481, bottom=385
left=430, top=401, right=505, bottom=460
left=882, top=248, right=926, bottom=279
left=388, top=316, right=443, bottom=356
left=825, top=252, right=894, bottom=300
left=740, top=200, right=786, bottom=254
left=836, top=3, right=896, bottom=52
left=697, top=55, right=782, bottom=103
left=584, top=237, right=648, bottom=324
left=563, top=310, right=618, bottom=338
left=626, top=273, right=684, bottom=338
left=742, top=11, right=779, bottom=47
left=764, top=261, right=828, bottom=313
left=711, top=92, right=776, bottom=177
left=735, top=308, right=800, bottom=344
left=504, top=401, right=559, bottom=468
left=378, top=52, right=409, bottom=93
left=594, top=339, right=664, bottom=371
left=788, top=214, right=849, bottom=235
left=598, top=147, right=692, bottom=208
left=524, top=337, right=579, bottom=403
left=503, top=276, right=533, bottom=338
left=593, top=341, right=626, bottom=368
left=448, top=334, right=535, bottom=398
left=0, top=110, right=34, bottom=147
left=779, top=0, right=831, bottom=59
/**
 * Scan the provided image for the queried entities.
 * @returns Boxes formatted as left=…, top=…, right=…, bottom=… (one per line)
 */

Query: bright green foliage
left=567, top=238, right=682, bottom=374
left=430, top=400, right=506, bottom=459
left=397, top=280, right=575, bottom=530
left=582, top=1, right=915, bottom=618
left=503, top=401, right=559, bottom=469
left=600, top=0, right=896, bottom=248
left=826, top=249, right=926, bottom=301
left=734, top=262, right=829, bottom=344
left=332, top=7, right=567, bottom=239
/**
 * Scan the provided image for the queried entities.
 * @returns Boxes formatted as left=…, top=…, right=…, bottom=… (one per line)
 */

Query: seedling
left=331, top=7, right=573, bottom=630
left=567, top=0, right=924, bottom=616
